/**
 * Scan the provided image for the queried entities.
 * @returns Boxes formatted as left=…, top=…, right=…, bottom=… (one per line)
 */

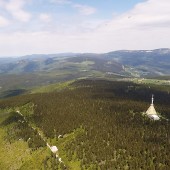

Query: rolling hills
left=0, top=48, right=170, bottom=99
left=1, top=48, right=170, bottom=76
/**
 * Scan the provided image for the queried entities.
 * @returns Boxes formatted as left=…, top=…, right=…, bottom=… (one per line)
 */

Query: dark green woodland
left=0, top=79, right=169, bottom=169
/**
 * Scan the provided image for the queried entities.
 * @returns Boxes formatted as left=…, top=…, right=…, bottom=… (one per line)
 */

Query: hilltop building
left=47, top=143, right=58, bottom=154
left=50, top=146, right=58, bottom=154
left=146, top=95, right=160, bottom=120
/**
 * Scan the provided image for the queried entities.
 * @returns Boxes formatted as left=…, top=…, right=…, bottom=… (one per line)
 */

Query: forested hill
left=0, top=48, right=170, bottom=77
left=0, top=79, right=169, bottom=169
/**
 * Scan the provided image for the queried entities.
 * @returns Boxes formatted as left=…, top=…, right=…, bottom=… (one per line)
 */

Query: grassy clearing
left=31, top=80, right=75, bottom=94
left=18, top=148, right=50, bottom=170
left=0, top=133, right=29, bottom=170
left=121, top=78, right=170, bottom=93
left=0, top=105, right=82, bottom=169
left=0, top=110, right=27, bottom=170
left=0, top=109, right=50, bottom=170
left=48, top=128, right=84, bottom=169
left=16, top=103, right=34, bottom=116
left=133, top=78, right=170, bottom=85
left=80, top=61, right=94, bottom=65
left=0, top=134, right=49, bottom=170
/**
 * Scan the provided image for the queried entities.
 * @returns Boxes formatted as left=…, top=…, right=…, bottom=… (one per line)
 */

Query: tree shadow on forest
left=0, top=112, right=23, bottom=127
left=80, top=80, right=170, bottom=106
left=0, top=89, right=27, bottom=99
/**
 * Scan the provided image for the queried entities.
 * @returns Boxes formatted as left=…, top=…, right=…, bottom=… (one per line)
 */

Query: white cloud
left=50, top=0, right=96, bottom=16
left=110, top=0, right=170, bottom=29
left=50, top=0, right=71, bottom=5
left=90, top=0, right=170, bottom=51
left=0, top=0, right=5, bottom=7
left=130, top=0, right=170, bottom=27
left=73, top=4, right=96, bottom=15
left=5, top=0, right=31, bottom=22
left=1, top=0, right=170, bottom=56
left=0, top=15, right=9, bottom=27
left=39, top=13, right=52, bottom=22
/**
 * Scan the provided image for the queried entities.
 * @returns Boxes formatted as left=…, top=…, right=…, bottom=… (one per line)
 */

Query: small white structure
left=47, top=143, right=58, bottom=154
left=59, top=158, right=62, bottom=163
left=146, top=95, right=160, bottom=120
left=50, top=146, right=58, bottom=154
left=58, top=135, right=63, bottom=138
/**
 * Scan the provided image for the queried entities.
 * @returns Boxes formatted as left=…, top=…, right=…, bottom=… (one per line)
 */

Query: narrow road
left=16, top=110, right=65, bottom=165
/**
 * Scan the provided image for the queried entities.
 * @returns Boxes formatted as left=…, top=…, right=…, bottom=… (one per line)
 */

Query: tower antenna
left=151, top=94, right=154, bottom=105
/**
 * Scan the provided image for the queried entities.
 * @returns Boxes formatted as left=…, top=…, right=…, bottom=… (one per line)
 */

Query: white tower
left=146, top=94, right=160, bottom=120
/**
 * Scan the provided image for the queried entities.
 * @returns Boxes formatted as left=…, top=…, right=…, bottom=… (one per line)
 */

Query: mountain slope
left=0, top=79, right=169, bottom=169
left=0, top=49, right=170, bottom=99
left=0, top=49, right=170, bottom=77
left=106, top=48, right=170, bottom=76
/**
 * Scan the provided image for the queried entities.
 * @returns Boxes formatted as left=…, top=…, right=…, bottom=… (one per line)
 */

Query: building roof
left=50, top=146, right=58, bottom=153
left=146, top=104, right=157, bottom=115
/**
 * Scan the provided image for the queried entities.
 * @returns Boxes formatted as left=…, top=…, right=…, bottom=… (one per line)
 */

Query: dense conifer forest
left=0, top=79, right=170, bottom=169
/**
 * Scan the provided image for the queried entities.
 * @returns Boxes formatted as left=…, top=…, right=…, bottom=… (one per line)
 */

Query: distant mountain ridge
left=0, top=48, right=170, bottom=77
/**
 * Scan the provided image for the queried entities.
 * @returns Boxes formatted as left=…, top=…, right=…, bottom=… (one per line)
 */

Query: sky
left=0, top=0, right=170, bottom=57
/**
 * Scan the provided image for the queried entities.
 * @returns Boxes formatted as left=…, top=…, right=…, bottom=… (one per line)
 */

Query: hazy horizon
left=0, top=47, right=170, bottom=58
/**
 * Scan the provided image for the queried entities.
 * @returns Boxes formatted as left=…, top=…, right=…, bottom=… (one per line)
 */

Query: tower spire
left=151, top=94, right=154, bottom=105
